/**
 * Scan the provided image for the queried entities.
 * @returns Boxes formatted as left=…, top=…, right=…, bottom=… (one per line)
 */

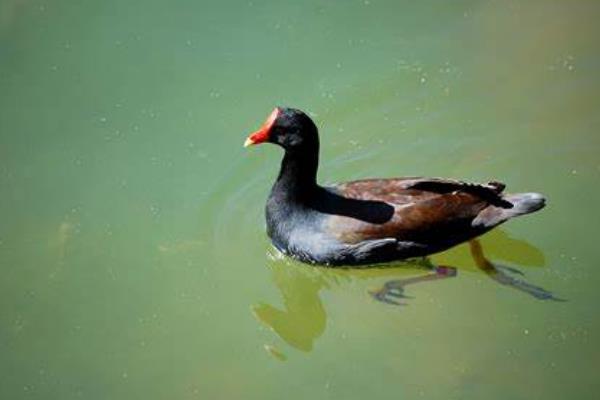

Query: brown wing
left=325, top=177, right=507, bottom=244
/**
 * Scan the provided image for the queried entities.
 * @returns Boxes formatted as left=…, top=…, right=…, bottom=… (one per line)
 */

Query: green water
left=1, top=1, right=599, bottom=399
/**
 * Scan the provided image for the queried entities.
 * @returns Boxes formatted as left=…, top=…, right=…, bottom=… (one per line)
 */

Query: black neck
left=272, top=142, right=320, bottom=203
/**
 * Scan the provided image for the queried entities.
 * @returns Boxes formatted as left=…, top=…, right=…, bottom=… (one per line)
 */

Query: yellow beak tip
left=243, top=138, right=254, bottom=148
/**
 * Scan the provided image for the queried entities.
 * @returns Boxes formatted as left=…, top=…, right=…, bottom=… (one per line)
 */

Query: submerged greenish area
left=1, top=1, right=599, bottom=399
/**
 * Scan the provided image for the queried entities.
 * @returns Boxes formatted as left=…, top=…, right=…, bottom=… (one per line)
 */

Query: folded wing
left=325, top=177, right=510, bottom=245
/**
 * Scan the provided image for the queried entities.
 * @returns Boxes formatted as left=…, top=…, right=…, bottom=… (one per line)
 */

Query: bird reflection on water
left=252, top=229, right=562, bottom=357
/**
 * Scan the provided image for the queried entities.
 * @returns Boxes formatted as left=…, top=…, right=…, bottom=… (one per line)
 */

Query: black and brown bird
left=244, top=107, right=546, bottom=266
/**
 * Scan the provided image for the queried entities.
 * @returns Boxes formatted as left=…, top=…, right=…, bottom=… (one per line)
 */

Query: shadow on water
left=252, top=229, right=563, bottom=357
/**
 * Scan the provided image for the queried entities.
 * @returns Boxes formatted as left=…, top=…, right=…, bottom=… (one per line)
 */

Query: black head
left=244, top=107, right=318, bottom=150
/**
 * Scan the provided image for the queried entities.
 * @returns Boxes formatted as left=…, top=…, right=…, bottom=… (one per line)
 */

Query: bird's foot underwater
left=468, top=239, right=564, bottom=301
left=370, top=281, right=413, bottom=306
left=370, top=265, right=458, bottom=306
left=486, top=262, right=566, bottom=302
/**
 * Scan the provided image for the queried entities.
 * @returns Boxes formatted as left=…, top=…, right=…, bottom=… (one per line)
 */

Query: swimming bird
left=244, top=107, right=546, bottom=266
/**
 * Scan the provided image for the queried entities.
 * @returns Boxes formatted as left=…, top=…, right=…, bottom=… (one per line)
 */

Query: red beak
left=244, top=108, right=280, bottom=147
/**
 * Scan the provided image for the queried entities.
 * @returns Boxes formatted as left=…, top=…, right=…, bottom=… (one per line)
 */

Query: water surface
left=1, top=1, right=599, bottom=399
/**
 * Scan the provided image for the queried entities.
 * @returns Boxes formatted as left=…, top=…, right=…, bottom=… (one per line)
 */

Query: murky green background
left=1, top=1, right=599, bottom=399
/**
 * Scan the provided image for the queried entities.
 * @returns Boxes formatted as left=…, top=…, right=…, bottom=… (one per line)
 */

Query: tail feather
left=473, top=192, right=546, bottom=229
left=505, top=192, right=546, bottom=215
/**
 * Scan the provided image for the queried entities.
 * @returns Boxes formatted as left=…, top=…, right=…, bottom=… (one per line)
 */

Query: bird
left=243, top=107, right=546, bottom=267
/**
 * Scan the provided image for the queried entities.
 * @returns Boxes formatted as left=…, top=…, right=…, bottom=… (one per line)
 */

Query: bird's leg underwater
left=468, top=239, right=564, bottom=301
left=370, top=260, right=457, bottom=306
